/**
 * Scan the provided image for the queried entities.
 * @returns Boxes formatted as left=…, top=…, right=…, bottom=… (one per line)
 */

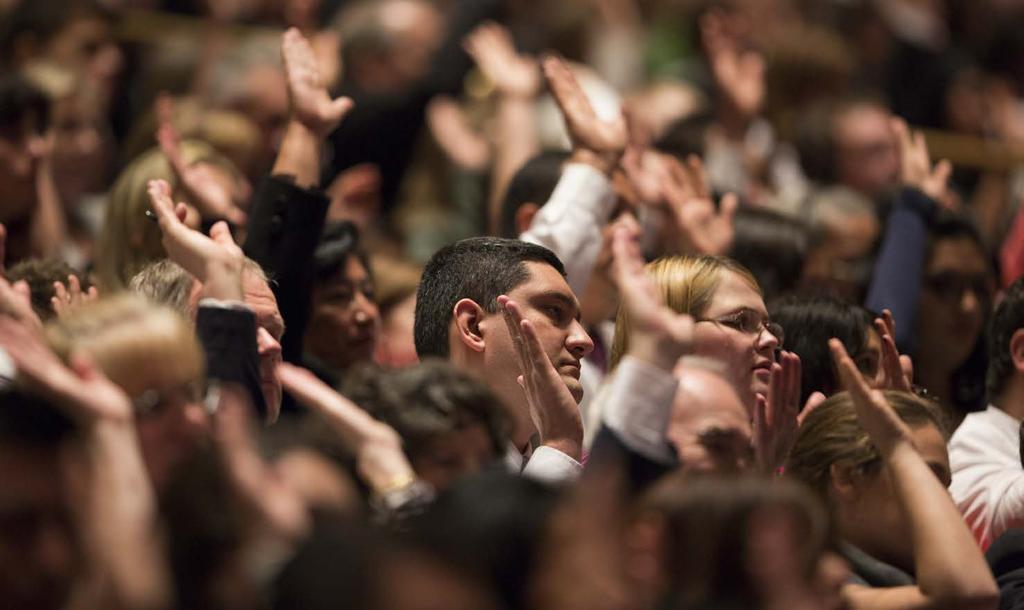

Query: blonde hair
left=609, top=255, right=760, bottom=370
left=95, top=141, right=240, bottom=292
left=46, top=294, right=204, bottom=395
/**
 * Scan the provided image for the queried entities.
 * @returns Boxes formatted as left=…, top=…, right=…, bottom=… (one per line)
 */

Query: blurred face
left=380, top=1, right=443, bottom=86
left=0, top=115, right=45, bottom=223
left=130, top=376, right=210, bottom=491
left=0, top=444, right=76, bottom=610
left=667, top=373, right=754, bottom=474
left=479, top=262, right=593, bottom=443
left=802, top=212, right=879, bottom=302
left=50, top=93, right=110, bottom=205
left=45, top=17, right=123, bottom=107
left=411, top=423, right=497, bottom=491
left=306, top=256, right=380, bottom=372
left=833, top=104, right=898, bottom=197
left=692, top=271, right=779, bottom=411
left=243, top=272, right=284, bottom=419
left=839, top=423, right=949, bottom=572
left=916, top=237, right=994, bottom=371
left=377, top=292, right=419, bottom=368
left=858, top=326, right=884, bottom=388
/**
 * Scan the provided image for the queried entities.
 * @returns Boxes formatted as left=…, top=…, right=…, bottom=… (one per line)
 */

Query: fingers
left=829, top=338, right=871, bottom=403
left=0, top=222, right=7, bottom=273
left=542, top=55, right=590, bottom=119
left=146, top=179, right=177, bottom=223
left=718, top=192, right=739, bottom=223
left=497, top=295, right=533, bottom=375
left=208, top=221, right=238, bottom=249
left=798, top=392, right=827, bottom=427
left=782, top=351, right=801, bottom=412
left=685, top=155, right=710, bottom=199
left=766, top=361, right=783, bottom=426
left=900, top=354, right=914, bottom=385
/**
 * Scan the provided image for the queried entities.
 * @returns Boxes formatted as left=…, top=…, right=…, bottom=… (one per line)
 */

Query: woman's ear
left=828, top=462, right=860, bottom=502
left=452, top=298, right=487, bottom=353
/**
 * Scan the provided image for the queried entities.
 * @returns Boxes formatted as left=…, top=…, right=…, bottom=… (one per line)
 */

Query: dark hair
left=0, top=74, right=48, bottom=135
left=770, top=294, right=874, bottom=406
left=498, top=152, right=569, bottom=239
left=729, top=208, right=810, bottom=301
left=0, top=0, right=110, bottom=68
left=987, top=278, right=1024, bottom=403
left=925, top=213, right=995, bottom=413
left=6, top=258, right=88, bottom=322
left=652, top=110, right=715, bottom=160
left=314, top=221, right=370, bottom=283
left=343, top=360, right=508, bottom=460
left=414, top=237, right=565, bottom=358
left=410, top=471, right=561, bottom=610
left=642, top=475, right=831, bottom=610
left=0, top=387, right=75, bottom=446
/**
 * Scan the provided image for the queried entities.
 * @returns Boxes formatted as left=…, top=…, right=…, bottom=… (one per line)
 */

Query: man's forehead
left=507, top=261, right=578, bottom=303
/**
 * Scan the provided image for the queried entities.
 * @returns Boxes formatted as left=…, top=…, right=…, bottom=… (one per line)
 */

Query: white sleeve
left=598, top=356, right=679, bottom=465
left=520, top=163, right=616, bottom=296
left=952, top=429, right=1024, bottom=547
left=522, top=445, right=582, bottom=484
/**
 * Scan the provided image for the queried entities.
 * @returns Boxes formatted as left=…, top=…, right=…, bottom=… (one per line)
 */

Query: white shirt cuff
left=522, top=445, right=583, bottom=484
left=601, top=356, right=679, bottom=464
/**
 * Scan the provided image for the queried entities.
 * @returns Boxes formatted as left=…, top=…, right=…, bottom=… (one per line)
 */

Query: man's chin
left=564, top=378, right=584, bottom=404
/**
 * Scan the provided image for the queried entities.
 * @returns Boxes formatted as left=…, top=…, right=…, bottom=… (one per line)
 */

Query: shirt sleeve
left=520, top=163, right=616, bottom=297
left=521, top=445, right=583, bottom=484
left=598, top=356, right=679, bottom=465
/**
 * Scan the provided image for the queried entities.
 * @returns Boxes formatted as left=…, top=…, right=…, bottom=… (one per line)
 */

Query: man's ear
left=515, top=203, right=540, bottom=236
left=453, top=298, right=487, bottom=353
left=1009, top=328, right=1024, bottom=375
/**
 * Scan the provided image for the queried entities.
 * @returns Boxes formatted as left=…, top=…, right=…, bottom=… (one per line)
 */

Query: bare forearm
left=489, top=96, right=538, bottom=233
left=887, top=445, right=997, bottom=607
left=272, top=120, right=321, bottom=189
left=81, top=422, right=172, bottom=610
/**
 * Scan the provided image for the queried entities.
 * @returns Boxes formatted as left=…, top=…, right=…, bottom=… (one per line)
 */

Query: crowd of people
left=8, top=0, right=1024, bottom=608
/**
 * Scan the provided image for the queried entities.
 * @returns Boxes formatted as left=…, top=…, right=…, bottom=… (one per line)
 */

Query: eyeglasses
left=132, top=380, right=208, bottom=417
left=697, top=309, right=784, bottom=347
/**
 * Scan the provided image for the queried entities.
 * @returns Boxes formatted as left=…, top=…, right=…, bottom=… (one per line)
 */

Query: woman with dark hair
left=770, top=294, right=877, bottom=406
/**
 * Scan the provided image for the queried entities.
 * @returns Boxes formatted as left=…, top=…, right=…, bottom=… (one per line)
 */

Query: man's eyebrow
left=530, top=291, right=581, bottom=317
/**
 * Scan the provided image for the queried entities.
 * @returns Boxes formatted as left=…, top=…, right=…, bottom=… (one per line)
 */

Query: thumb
left=798, top=392, right=827, bottom=426
left=719, top=192, right=739, bottom=221
left=175, top=203, right=189, bottom=223
left=330, top=96, right=355, bottom=119
left=208, top=221, right=236, bottom=246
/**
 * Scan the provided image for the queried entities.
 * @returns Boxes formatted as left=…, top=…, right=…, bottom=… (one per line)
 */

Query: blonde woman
left=46, top=293, right=209, bottom=488
left=609, top=255, right=801, bottom=471
left=95, top=140, right=246, bottom=291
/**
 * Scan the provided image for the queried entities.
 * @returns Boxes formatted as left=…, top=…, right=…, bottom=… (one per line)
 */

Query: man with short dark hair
left=950, top=277, right=1024, bottom=550
left=414, top=236, right=593, bottom=481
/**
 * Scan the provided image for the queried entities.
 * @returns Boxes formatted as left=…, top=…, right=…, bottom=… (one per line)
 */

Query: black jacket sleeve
left=242, top=175, right=330, bottom=367
left=195, top=304, right=267, bottom=418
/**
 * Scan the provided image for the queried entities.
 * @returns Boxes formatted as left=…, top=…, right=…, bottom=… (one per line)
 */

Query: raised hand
left=891, top=117, right=953, bottom=205
left=754, top=350, right=801, bottom=473
left=542, top=55, right=627, bottom=172
left=282, top=27, right=354, bottom=137
left=873, top=309, right=913, bottom=392
left=426, top=96, right=492, bottom=171
left=51, top=274, right=99, bottom=318
left=147, top=178, right=244, bottom=301
left=213, top=383, right=310, bottom=545
left=276, top=362, right=417, bottom=495
left=0, top=315, right=132, bottom=424
left=830, top=338, right=913, bottom=457
left=155, top=94, right=248, bottom=226
left=662, top=155, right=738, bottom=256
left=0, top=275, right=41, bottom=330
left=498, top=295, right=583, bottom=461
left=610, top=222, right=695, bottom=371
left=464, top=22, right=540, bottom=99
left=701, top=8, right=765, bottom=122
